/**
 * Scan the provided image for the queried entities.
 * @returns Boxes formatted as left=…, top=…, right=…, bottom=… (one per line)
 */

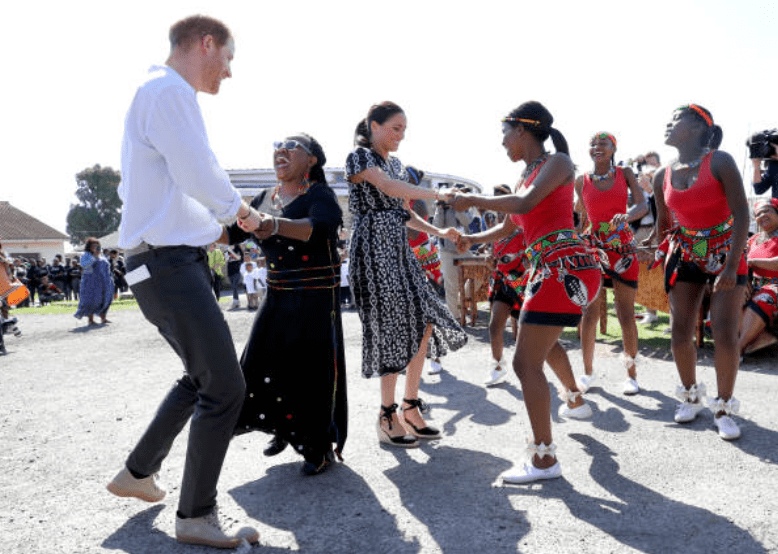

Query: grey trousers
left=124, top=246, right=245, bottom=518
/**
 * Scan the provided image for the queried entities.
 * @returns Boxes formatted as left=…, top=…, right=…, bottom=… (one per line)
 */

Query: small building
left=228, top=167, right=483, bottom=230
left=0, top=201, right=69, bottom=262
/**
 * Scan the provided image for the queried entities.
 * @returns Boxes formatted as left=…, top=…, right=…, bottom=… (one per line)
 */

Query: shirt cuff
left=216, top=189, right=245, bottom=225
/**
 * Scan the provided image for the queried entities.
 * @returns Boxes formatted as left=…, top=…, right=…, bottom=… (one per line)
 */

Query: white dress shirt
left=118, top=65, right=242, bottom=249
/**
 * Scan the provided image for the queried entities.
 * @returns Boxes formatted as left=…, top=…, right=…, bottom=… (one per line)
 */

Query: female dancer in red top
left=575, top=133, right=646, bottom=395
left=737, top=198, right=778, bottom=355
left=653, top=104, right=749, bottom=440
left=450, top=101, right=601, bottom=483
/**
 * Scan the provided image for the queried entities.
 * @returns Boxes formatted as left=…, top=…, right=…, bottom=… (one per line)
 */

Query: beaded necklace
left=522, top=152, right=549, bottom=181
left=590, top=167, right=614, bottom=182
left=760, top=227, right=778, bottom=243
left=672, top=150, right=708, bottom=171
left=271, top=179, right=311, bottom=212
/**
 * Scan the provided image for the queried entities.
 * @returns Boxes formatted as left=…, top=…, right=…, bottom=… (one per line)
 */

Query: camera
left=619, top=157, right=645, bottom=174
left=747, top=129, right=778, bottom=159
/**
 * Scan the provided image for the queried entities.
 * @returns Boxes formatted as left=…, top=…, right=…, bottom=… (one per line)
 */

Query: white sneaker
left=576, top=374, right=595, bottom=393
left=714, top=415, right=741, bottom=440
left=623, top=378, right=640, bottom=395
left=709, top=397, right=741, bottom=440
left=106, top=467, right=166, bottom=503
left=558, top=402, right=592, bottom=419
left=501, top=461, right=562, bottom=484
left=428, top=359, right=442, bottom=375
left=485, top=357, right=508, bottom=386
left=674, top=401, right=705, bottom=423
left=230, top=299, right=240, bottom=309
left=176, top=506, right=260, bottom=549
left=637, top=311, right=658, bottom=324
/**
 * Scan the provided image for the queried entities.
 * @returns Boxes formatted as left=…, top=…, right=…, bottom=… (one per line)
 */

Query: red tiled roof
left=0, top=201, right=69, bottom=241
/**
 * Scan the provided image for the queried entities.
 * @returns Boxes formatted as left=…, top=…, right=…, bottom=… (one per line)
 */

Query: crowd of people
left=0, top=13, right=773, bottom=550
left=0, top=241, right=133, bottom=341
left=3, top=248, right=128, bottom=308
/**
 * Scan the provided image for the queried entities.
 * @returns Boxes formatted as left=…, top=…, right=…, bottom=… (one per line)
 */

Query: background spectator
left=226, top=244, right=244, bottom=309
left=68, top=258, right=82, bottom=301
left=37, top=276, right=64, bottom=304
left=108, top=250, right=127, bottom=297
left=74, top=237, right=113, bottom=325
left=433, top=183, right=484, bottom=315
left=750, top=131, right=778, bottom=198
left=339, top=249, right=351, bottom=308
left=207, top=243, right=226, bottom=299
left=28, top=258, right=49, bottom=307
left=241, top=261, right=260, bottom=310
left=49, top=257, right=68, bottom=300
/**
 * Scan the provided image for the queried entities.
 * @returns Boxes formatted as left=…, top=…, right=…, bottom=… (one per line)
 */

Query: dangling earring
left=299, top=172, right=311, bottom=194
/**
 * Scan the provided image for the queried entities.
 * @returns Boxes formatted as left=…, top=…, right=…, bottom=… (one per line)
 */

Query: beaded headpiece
left=502, top=117, right=541, bottom=127
left=754, top=197, right=778, bottom=215
left=678, top=104, right=713, bottom=127
left=591, top=132, right=617, bottom=148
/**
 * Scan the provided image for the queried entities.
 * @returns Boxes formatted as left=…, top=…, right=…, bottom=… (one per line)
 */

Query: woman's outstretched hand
left=447, top=193, right=473, bottom=212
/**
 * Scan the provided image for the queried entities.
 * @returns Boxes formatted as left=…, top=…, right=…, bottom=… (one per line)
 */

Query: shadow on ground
left=505, top=433, right=768, bottom=554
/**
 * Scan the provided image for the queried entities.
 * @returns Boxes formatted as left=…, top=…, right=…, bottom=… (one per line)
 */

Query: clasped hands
left=237, top=209, right=276, bottom=240
left=438, top=227, right=478, bottom=254
left=438, top=189, right=473, bottom=213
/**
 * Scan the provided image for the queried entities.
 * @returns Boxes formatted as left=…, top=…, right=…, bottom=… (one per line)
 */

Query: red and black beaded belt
left=266, top=263, right=341, bottom=291
left=585, top=221, right=637, bottom=256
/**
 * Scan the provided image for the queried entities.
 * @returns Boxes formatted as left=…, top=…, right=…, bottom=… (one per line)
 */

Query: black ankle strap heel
left=400, top=398, right=440, bottom=439
left=402, top=397, right=430, bottom=415
left=380, top=403, right=399, bottom=429
left=377, top=404, right=417, bottom=448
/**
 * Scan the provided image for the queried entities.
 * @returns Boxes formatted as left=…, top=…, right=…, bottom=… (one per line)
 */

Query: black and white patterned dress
left=346, top=147, right=467, bottom=378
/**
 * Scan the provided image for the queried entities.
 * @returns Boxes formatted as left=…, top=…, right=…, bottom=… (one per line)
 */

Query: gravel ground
left=1, top=303, right=777, bottom=553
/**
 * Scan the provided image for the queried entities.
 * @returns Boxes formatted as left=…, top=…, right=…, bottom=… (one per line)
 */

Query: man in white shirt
left=107, top=15, right=261, bottom=549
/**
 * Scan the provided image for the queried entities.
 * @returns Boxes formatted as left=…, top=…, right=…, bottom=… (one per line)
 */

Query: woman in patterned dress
left=405, top=166, right=448, bottom=375
left=653, top=104, right=749, bottom=440
left=449, top=101, right=600, bottom=484
left=574, top=132, right=647, bottom=395
left=738, top=198, right=778, bottom=355
left=346, top=101, right=467, bottom=448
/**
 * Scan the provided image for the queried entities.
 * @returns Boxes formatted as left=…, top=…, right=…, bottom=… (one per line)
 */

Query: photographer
left=749, top=129, right=778, bottom=198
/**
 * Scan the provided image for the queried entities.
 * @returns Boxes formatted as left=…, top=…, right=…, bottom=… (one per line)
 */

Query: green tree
left=66, top=164, right=122, bottom=245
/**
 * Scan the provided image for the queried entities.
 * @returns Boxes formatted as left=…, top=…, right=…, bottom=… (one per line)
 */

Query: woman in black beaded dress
left=229, top=134, right=346, bottom=476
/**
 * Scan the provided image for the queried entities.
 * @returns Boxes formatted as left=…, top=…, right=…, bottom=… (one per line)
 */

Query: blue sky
left=4, top=0, right=777, bottom=236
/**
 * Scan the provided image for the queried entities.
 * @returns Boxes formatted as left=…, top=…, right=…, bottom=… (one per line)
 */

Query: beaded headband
left=678, top=104, right=713, bottom=127
left=754, top=197, right=778, bottom=215
left=591, top=132, right=617, bottom=148
left=502, top=117, right=541, bottom=126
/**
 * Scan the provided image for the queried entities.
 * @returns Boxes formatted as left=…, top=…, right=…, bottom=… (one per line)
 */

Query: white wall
left=5, top=240, right=69, bottom=263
